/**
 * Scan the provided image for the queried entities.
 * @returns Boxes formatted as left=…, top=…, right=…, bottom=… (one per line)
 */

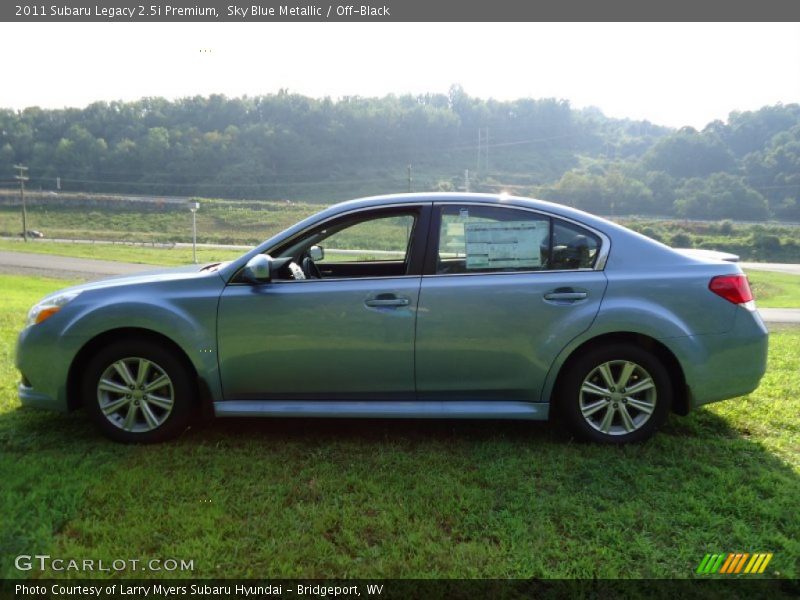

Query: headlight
left=25, top=291, right=81, bottom=328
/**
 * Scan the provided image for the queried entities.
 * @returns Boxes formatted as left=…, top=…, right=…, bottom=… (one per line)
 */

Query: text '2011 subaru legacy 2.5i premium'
left=16, top=193, right=768, bottom=443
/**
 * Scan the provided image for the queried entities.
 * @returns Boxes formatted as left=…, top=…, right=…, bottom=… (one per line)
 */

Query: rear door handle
left=365, top=296, right=410, bottom=308
left=543, top=291, right=588, bottom=301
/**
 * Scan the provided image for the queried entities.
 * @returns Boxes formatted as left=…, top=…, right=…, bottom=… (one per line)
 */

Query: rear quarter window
left=550, top=219, right=601, bottom=270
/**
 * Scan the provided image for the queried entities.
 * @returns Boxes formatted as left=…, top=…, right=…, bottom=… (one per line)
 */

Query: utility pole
left=14, top=165, right=29, bottom=242
left=477, top=128, right=482, bottom=173
left=464, top=169, right=470, bottom=193
left=484, top=127, right=489, bottom=173
left=405, top=166, right=412, bottom=242
left=189, top=202, right=200, bottom=264
left=476, top=127, right=489, bottom=174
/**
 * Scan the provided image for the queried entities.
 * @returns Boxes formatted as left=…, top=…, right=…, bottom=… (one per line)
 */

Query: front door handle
left=543, top=290, right=588, bottom=302
left=365, top=295, right=410, bottom=308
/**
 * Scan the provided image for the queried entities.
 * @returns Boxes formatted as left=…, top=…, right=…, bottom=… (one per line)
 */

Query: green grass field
left=0, top=239, right=245, bottom=267
left=1, top=274, right=798, bottom=580
left=747, top=270, right=800, bottom=308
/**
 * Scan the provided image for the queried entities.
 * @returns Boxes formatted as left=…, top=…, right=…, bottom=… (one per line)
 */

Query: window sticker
left=446, top=222, right=465, bottom=237
left=464, top=220, right=548, bottom=269
left=440, top=221, right=466, bottom=255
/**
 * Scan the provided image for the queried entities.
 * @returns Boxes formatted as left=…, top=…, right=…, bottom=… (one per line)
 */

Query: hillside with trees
left=2, top=88, right=799, bottom=221
left=541, top=104, right=800, bottom=221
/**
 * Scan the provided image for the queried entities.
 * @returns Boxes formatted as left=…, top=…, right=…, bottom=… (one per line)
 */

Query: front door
left=217, top=206, right=428, bottom=400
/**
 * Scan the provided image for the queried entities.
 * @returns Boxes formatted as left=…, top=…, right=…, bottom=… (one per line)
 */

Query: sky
left=2, top=22, right=799, bottom=129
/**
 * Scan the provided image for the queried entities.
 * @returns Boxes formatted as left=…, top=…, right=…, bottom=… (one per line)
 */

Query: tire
left=557, top=343, right=672, bottom=444
left=82, top=338, right=195, bottom=443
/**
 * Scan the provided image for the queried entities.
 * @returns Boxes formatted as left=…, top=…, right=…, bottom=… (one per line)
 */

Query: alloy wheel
left=579, top=360, right=657, bottom=436
left=96, top=357, right=174, bottom=432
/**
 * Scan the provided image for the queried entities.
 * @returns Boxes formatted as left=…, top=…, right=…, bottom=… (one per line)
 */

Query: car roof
left=332, top=192, right=575, bottom=213
left=326, top=192, right=612, bottom=228
left=220, top=192, right=720, bottom=279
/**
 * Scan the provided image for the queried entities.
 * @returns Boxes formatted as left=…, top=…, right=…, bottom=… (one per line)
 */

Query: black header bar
left=1, top=578, right=798, bottom=599
left=4, top=0, right=800, bottom=22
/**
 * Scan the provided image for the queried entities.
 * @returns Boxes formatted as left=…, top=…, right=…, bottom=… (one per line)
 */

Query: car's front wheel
left=82, top=339, right=194, bottom=443
left=558, top=343, right=672, bottom=443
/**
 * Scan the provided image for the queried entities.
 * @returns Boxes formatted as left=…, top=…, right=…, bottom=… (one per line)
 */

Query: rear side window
left=435, top=205, right=601, bottom=274
left=550, top=219, right=601, bottom=270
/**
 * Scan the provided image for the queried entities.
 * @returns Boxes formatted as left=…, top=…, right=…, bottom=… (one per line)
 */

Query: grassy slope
left=0, top=201, right=318, bottom=246
left=622, top=219, right=800, bottom=263
left=0, top=274, right=798, bottom=579
left=2, top=200, right=799, bottom=261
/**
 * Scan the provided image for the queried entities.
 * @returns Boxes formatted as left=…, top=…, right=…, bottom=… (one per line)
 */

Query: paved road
left=5, top=238, right=800, bottom=271
left=0, top=236, right=253, bottom=251
left=740, top=262, right=800, bottom=275
left=2, top=251, right=799, bottom=324
left=1, top=237, right=392, bottom=255
left=0, top=251, right=156, bottom=280
left=757, top=308, right=800, bottom=324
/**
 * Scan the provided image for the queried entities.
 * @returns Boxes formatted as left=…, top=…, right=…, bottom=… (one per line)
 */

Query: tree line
left=1, top=87, right=799, bottom=221
left=542, top=104, right=800, bottom=222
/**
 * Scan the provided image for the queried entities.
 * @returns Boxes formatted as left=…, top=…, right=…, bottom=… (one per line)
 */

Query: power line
left=45, top=176, right=424, bottom=190
left=17, top=167, right=800, bottom=195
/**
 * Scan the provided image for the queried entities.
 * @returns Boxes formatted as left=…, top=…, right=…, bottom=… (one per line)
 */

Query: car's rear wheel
left=558, top=343, right=672, bottom=443
left=82, top=339, right=194, bottom=443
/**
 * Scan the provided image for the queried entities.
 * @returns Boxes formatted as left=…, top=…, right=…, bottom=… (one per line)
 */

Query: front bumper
left=18, top=382, right=66, bottom=412
left=15, top=322, right=73, bottom=413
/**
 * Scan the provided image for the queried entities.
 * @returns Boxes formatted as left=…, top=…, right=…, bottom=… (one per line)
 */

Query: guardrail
left=0, top=236, right=405, bottom=255
left=0, top=236, right=178, bottom=248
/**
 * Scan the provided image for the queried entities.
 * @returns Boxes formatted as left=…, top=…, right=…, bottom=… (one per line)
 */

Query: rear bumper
left=670, top=307, right=769, bottom=409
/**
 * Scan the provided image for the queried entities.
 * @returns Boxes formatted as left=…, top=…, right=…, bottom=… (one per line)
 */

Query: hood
left=40, top=262, right=228, bottom=300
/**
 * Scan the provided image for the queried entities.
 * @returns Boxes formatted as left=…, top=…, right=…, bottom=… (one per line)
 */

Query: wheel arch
left=66, top=327, right=214, bottom=418
left=548, top=332, right=690, bottom=417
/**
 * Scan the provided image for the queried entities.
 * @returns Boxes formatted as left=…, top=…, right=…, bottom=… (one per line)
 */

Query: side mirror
left=309, top=245, right=324, bottom=261
left=242, top=254, right=273, bottom=283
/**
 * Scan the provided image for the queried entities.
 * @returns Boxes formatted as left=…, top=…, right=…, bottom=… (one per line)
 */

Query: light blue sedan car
left=16, top=193, right=768, bottom=443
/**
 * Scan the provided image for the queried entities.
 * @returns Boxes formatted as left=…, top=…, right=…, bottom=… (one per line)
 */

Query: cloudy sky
left=2, top=22, right=799, bottom=128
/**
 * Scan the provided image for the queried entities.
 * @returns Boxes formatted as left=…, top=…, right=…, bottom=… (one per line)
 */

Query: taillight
left=709, top=274, right=754, bottom=308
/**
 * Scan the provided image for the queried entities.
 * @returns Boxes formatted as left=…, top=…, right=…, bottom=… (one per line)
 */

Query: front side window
left=435, top=205, right=600, bottom=274
left=315, top=214, right=414, bottom=264
left=271, top=209, right=417, bottom=280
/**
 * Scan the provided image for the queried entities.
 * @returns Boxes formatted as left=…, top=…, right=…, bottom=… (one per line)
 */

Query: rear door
left=415, top=203, right=608, bottom=402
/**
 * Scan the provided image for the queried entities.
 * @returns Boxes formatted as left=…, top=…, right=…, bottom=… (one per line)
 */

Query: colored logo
left=696, top=553, right=773, bottom=575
